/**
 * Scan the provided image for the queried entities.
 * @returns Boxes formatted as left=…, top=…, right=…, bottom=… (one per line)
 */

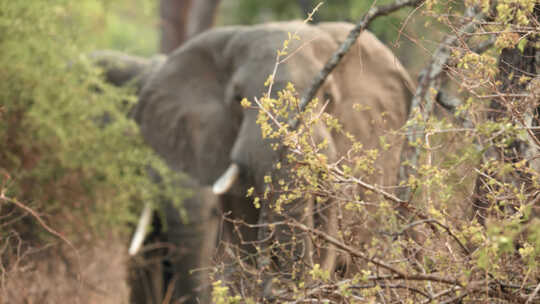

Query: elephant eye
left=234, top=94, right=243, bottom=103
left=323, top=92, right=333, bottom=103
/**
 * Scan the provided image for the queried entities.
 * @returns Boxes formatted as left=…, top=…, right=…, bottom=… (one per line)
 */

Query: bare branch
left=526, top=281, right=540, bottom=304
left=0, top=191, right=82, bottom=285
left=396, top=219, right=470, bottom=255
left=0, top=194, right=77, bottom=255
left=331, top=167, right=407, bottom=205
left=296, top=0, right=424, bottom=124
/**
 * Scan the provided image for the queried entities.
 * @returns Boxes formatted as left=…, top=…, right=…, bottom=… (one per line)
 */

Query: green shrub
left=0, top=0, right=178, bottom=242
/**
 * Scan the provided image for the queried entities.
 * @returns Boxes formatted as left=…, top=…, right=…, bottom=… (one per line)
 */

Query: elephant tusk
left=212, top=163, right=240, bottom=195
left=128, top=202, right=153, bottom=256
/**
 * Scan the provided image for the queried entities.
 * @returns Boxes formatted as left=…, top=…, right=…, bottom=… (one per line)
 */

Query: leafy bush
left=0, top=0, right=179, bottom=258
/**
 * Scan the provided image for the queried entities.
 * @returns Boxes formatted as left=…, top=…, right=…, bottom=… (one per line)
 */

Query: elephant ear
left=133, top=28, right=242, bottom=184
left=316, top=22, right=415, bottom=186
left=89, top=50, right=166, bottom=90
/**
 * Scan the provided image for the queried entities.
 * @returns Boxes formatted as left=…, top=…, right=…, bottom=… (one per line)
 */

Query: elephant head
left=202, top=23, right=414, bottom=283
left=95, top=20, right=414, bottom=302
left=136, top=20, right=412, bottom=284
left=124, top=20, right=412, bottom=201
left=211, top=22, right=414, bottom=196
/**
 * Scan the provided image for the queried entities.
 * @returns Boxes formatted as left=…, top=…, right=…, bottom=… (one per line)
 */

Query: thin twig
left=421, top=286, right=462, bottom=304
left=287, top=221, right=462, bottom=286
left=397, top=219, right=470, bottom=255
left=331, top=167, right=407, bottom=205
left=0, top=192, right=82, bottom=287
left=0, top=194, right=78, bottom=258
left=525, top=281, right=540, bottom=304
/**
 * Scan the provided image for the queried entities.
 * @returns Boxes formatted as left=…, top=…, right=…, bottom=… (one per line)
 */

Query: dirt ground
left=1, top=235, right=131, bottom=304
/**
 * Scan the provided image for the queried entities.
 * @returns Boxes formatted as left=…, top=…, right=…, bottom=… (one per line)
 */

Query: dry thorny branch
left=0, top=172, right=82, bottom=290
left=218, top=0, right=540, bottom=303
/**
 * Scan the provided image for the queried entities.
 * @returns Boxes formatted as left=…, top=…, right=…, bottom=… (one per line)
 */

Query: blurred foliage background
left=68, top=0, right=435, bottom=67
left=220, top=0, right=414, bottom=43
left=93, top=0, right=438, bottom=72
left=219, top=0, right=437, bottom=71
left=76, top=0, right=428, bottom=55
left=78, top=0, right=159, bottom=55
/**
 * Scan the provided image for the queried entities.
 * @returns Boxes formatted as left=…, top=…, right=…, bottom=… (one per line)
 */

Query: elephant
left=94, top=21, right=414, bottom=303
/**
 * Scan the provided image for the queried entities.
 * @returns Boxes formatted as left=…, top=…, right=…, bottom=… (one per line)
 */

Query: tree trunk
left=160, top=0, right=221, bottom=54
left=160, top=0, right=192, bottom=54
left=187, top=0, right=221, bottom=39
